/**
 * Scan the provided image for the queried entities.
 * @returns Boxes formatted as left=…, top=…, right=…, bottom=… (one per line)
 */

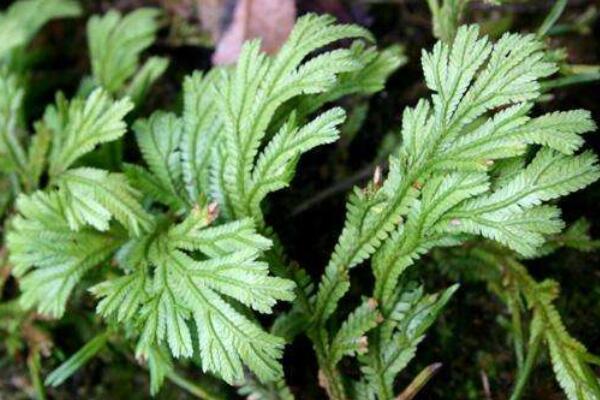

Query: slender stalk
left=312, top=329, right=347, bottom=400
left=165, top=370, right=223, bottom=400
left=509, top=330, right=542, bottom=400
left=371, top=340, right=393, bottom=400
left=508, top=292, right=525, bottom=371
left=27, top=351, right=46, bottom=400
left=290, top=162, right=383, bottom=217
left=396, top=363, right=443, bottom=400
left=318, top=363, right=347, bottom=400
left=541, top=72, right=600, bottom=91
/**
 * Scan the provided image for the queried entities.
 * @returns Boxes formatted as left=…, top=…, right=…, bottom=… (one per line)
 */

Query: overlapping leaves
left=91, top=208, right=295, bottom=384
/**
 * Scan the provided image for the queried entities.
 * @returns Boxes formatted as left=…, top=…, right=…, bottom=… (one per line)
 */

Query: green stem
left=371, top=342, right=393, bottom=400
left=27, top=351, right=46, bottom=400
left=318, top=362, right=347, bottom=400
left=508, top=292, right=525, bottom=371
left=541, top=72, right=600, bottom=91
left=165, top=370, right=223, bottom=400
left=509, top=330, right=542, bottom=400
left=312, top=329, right=347, bottom=400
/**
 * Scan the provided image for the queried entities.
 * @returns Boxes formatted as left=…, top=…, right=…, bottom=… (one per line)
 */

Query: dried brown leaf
left=210, top=0, right=296, bottom=65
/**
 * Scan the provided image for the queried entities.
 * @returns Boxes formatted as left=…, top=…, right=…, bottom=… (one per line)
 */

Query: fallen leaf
left=209, top=0, right=296, bottom=65
left=196, top=0, right=230, bottom=40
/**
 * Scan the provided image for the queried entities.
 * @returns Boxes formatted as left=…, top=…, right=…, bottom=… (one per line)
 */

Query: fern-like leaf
left=0, top=72, right=27, bottom=175
left=47, top=89, right=133, bottom=177
left=329, top=300, right=381, bottom=366
left=87, top=8, right=166, bottom=95
left=130, top=112, right=189, bottom=210
left=314, top=24, right=598, bottom=327
left=0, top=0, right=80, bottom=59
left=360, top=285, right=457, bottom=398
left=92, top=206, right=295, bottom=384
left=212, top=13, right=371, bottom=220
left=56, top=167, right=154, bottom=235
left=8, top=191, right=124, bottom=317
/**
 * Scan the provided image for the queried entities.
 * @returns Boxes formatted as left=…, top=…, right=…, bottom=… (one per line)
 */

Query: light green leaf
left=48, top=89, right=133, bottom=177
left=87, top=8, right=162, bottom=94
left=45, top=332, right=108, bottom=387
left=56, top=167, right=154, bottom=235
left=8, top=191, right=123, bottom=317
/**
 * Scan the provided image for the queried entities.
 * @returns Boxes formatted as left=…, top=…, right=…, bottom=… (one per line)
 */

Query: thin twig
left=290, top=161, right=387, bottom=217
left=480, top=369, right=492, bottom=400
left=396, top=363, right=443, bottom=400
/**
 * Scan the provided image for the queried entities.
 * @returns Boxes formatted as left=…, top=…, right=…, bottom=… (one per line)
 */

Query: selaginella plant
left=2, top=4, right=599, bottom=400
left=3, top=11, right=403, bottom=396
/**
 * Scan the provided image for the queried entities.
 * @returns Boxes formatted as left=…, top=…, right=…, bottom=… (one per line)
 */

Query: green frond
left=292, top=43, right=406, bottom=121
left=89, top=233, right=152, bottom=322
left=544, top=305, right=600, bottom=399
left=515, top=110, right=595, bottom=154
left=422, top=26, right=556, bottom=149
left=248, top=108, right=345, bottom=223
left=0, top=72, right=27, bottom=175
left=314, top=181, right=410, bottom=323
left=460, top=149, right=600, bottom=213
left=504, top=259, right=600, bottom=400
left=329, top=300, right=381, bottom=366
left=536, top=288, right=600, bottom=400
left=91, top=268, right=148, bottom=322
left=7, top=191, right=124, bottom=317
left=540, top=218, right=600, bottom=254
left=135, top=248, right=291, bottom=381
left=443, top=205, right=564, bottom=257
left=147, top=347, right=173, bottom=396
left=308, top=25, right=598, bottom=399
left=0, top=0, right=80, bottom=59
left=133, top=112, right=189, bottom=210
left=435, top=106, right=595, bottom=172
left=92, top=205, right=295, bottom=384
left=372, top=172, right=487, bottom=306
left=181, top=70, right=222, bottom=201
left=168, top=211, right=271, bottom=257
left=361, top=285, right=457, bottom=397
left=56, top=167, right=154, bottom=235
left=87, top=8, right=164, bottom=94
left=126, top=57, right=170, bottom=106
left=314, top=24, right=598, bottom=328
left=441, top=149, right=600, bottom=255
left=47, top=88, right=133, bottom=177
left=213, top=13, right=371, bottom=221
